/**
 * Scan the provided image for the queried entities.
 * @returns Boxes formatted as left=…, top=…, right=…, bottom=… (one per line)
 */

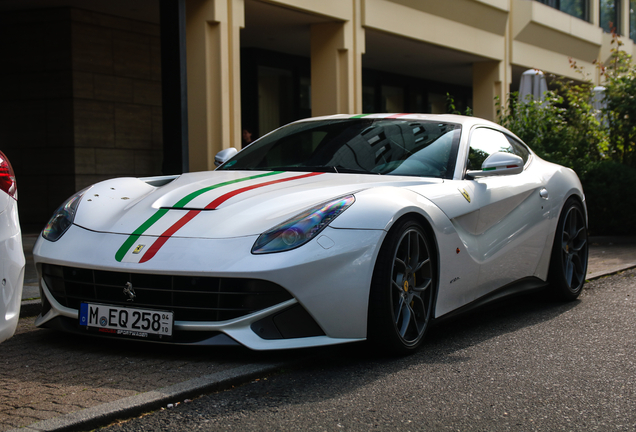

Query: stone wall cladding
left=0, top=7, right=162, bottom=229
left=70, top=8, right=162, bottom=192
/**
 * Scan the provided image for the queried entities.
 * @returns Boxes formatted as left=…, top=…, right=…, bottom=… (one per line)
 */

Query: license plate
left=79, top=303, right=173, bottom=339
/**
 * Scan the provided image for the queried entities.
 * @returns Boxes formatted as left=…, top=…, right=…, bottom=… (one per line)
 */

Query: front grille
left=42, top=264, right=293, bottom=322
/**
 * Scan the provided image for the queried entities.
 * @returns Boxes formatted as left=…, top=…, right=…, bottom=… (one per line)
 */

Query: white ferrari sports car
left=0, top=150, right=25, bottom=344
left=33, top=114, right=588, bottom=353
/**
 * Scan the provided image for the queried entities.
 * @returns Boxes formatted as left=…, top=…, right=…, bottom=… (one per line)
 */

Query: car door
left=455, top=127, right=551, bottom=300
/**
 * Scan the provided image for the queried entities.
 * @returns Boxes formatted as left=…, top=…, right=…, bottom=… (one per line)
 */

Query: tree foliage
left=600, top=34, right=636, bottom=166
left=495, top=30, right=636, bottom=235
left=496, top=82, right=606, bottom=175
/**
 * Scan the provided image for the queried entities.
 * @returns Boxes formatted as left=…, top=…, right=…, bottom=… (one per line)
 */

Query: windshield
left=219, top=119, right=461, bottom=179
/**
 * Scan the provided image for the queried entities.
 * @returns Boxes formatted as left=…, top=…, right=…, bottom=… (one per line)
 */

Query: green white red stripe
left=115, top=171, right=324, bottom=263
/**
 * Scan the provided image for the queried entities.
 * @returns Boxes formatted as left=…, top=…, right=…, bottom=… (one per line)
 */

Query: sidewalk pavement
left=3, top=234, right=635, bottom=432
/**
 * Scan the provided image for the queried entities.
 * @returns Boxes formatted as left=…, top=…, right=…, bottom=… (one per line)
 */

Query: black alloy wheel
left=549, top=197, right=589, bottom=301
left=368, top=218, right=435, bottom=354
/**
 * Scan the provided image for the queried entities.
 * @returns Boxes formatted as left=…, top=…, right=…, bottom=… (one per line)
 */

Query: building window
left=381, top=86, right=404, bottom=113
left=631, top=0, right=636, bottom=40
left=600, top=0, right=621, bottom=33
left=535, top=0, right=589, bottom=21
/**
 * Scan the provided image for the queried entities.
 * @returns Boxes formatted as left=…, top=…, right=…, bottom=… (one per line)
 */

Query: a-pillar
left=310, top=16, right=364, bottom=116
left=473, top=60, right=508, bottom=121
left=186, top=0, right=243, bottom=172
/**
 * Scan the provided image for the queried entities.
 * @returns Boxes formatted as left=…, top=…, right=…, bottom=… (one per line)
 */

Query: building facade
left=0, top=0, right=633, bottom=228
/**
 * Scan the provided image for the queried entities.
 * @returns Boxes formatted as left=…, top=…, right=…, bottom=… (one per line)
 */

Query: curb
left=8, top=362, right=287, bottom=432
left=586, top=263, right=636, bottom=281
left=20, top=299, right=41, bottom=318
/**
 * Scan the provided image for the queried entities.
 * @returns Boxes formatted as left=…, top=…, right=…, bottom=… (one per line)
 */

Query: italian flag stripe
left=115, top=171, right=283, bottom=262
left=138, top=171, right=325, bottom=263
left=204, top=171, right=323, bottom=210
left=139, top=209, right=201, bottom=263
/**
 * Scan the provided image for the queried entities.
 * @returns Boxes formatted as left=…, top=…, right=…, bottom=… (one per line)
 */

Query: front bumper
left=33, top=225, right=385, bottom=350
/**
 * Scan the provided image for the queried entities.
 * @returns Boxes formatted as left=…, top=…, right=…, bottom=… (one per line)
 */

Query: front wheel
left=368, top=218, right=435, bottom=354
left=548, top=198, right=589, bottom=301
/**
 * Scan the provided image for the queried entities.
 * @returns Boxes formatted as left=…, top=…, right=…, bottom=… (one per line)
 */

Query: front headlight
left=42, top=187, right=89, bottom=241
left=252, top=195, right=355, bottom=254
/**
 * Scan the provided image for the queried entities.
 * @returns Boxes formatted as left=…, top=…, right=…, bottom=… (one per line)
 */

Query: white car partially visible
left=0, top=150, right=25, bottom=343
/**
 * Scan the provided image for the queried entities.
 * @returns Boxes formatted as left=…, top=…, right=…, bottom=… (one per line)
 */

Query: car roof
left=297, top=113, right=498, bottom=127
left=294, top=113, right=520, bottom=142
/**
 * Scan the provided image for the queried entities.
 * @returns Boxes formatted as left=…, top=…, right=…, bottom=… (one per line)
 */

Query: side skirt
left=433, top=277, right=549, bottom=324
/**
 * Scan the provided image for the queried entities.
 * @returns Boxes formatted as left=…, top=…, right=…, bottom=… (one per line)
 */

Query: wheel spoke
left=394, top=257, right=407, bottom=271
left=572, top=227, right=587, bottom=251
left=392, top=279, right=403, bottom=293
left=408, top=232, right=420, bottom=268
left=565, top=255, right=574, bottom=287
left=567, top=210, right=577, bottom=237
left=398, top=301, right=411, bottom=337
left=406, top=302, right=422, bottom=335
left=413, top=277, right=431, bottom=293
left=411, top=297, right=427, bottom=334
left=412, top=257, right=430, bottom=273
left=572, top=254, right=585, bottom=284
left=394, top=296, right=405, bottom=324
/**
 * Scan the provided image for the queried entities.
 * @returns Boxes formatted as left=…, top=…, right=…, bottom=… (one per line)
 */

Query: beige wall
left=185, top=0, right=636, bottom=171
left=2, top=0, right=634, bottom=227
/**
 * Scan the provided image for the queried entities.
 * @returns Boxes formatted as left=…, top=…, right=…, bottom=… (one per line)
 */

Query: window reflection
left=535, top=0, right=589, bottom=21
left=631, top=0, right=636, bottom=41
left=600, top=0, right=621, bottom=33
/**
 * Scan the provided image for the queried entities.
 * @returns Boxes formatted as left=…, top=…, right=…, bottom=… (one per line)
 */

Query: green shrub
left=580, top=161, right=636, bottom=235
left=600, top=34, right=636, bottom=167
left=495, top=34, right=636, bottom=236
left=497, top=87, right=604, bottom=175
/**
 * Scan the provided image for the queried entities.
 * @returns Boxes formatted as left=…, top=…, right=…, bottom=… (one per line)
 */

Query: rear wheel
left=549, top=198, right=588, bottom=301
left=368, top=218, right=435, bottom=354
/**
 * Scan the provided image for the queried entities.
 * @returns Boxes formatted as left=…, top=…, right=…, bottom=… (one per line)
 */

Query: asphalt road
left=101, top=269, right=636, bottom=432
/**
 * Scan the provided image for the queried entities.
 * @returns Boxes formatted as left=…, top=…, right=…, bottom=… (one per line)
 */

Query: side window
left=467, top=128, right=520, bottom=171
left=505, top=135, right=530, bottom=165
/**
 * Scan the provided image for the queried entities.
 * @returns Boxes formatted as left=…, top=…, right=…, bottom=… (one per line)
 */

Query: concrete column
left=310, top=13, right=364, bottom=116
left=186, top=0, right=244, bottom=172
left=472, top=61, right=507, bottom=121
left=621, top=0, right=630, bottom=37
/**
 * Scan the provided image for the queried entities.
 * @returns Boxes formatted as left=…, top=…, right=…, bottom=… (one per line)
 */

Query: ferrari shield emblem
left=459, top=188, right=471, bottom=203
left=132, top=244, right=145, bottom=254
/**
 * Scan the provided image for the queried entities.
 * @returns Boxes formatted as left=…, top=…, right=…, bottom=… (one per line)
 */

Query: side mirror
left=214, top=147, right=238, bottom=167
left=466, top=152, right=524, bottom=179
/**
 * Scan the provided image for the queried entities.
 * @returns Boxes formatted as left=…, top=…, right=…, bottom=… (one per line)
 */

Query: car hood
left=73, top=170, right=442, bottom=239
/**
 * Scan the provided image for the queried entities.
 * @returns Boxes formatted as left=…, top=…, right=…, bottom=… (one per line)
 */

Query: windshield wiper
left=331, top=165, right=380, bottom=175
left=223, top=165, right=378, bottom=175
left=255, top=166, right=337, bottom=173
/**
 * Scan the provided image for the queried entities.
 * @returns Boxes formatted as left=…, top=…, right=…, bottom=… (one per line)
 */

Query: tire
left=368, top=218, right=436, bottom=354
left=548, top=197, right=589, bottom=301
